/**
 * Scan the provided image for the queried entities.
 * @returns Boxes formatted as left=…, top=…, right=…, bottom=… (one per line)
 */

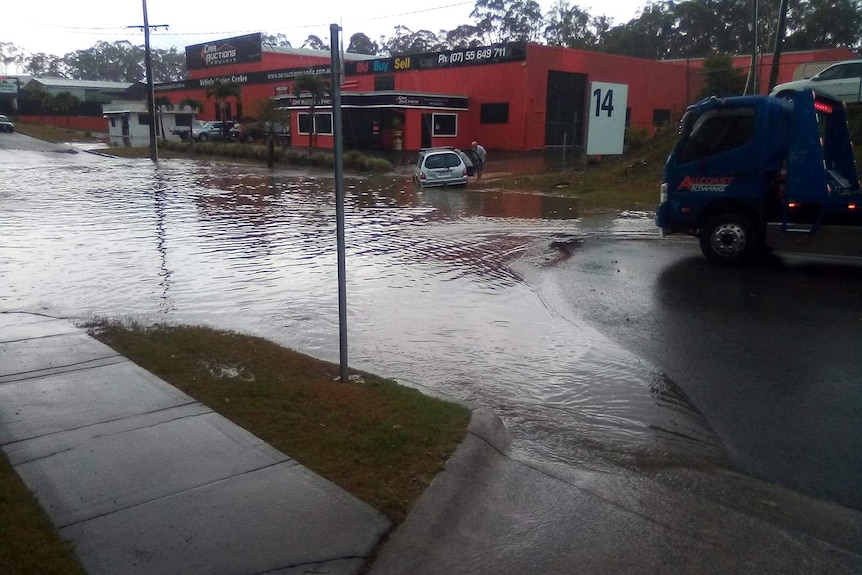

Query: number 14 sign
left=586, top=82, right=628, bottom=155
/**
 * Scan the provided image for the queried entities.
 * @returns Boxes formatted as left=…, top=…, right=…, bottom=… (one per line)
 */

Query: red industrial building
left=155, top=33, right=857, bottom=153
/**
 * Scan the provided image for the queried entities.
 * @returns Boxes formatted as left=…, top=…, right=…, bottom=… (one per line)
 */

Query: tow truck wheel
left=700, top=213, right=759, bottom=266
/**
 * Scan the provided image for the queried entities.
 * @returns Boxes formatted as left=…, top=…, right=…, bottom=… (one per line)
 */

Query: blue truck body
left=656, top=90, right=861, bottom=264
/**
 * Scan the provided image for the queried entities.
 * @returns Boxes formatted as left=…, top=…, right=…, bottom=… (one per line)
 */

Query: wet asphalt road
left=525, top=235, right=862, bottom=510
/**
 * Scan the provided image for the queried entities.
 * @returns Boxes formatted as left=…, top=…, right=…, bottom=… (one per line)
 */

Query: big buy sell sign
left=0, top=77, right=18, bottom=94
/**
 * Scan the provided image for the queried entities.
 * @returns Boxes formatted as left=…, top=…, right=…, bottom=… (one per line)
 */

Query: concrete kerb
left=368, top=407, right=512, bottom=572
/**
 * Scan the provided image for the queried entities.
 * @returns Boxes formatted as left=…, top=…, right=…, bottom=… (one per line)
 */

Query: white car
left=412, top=147, right=468, bottom=188
left=0, top=114, right=14, bottom=133
left=770, top=59, right=862, bottom=103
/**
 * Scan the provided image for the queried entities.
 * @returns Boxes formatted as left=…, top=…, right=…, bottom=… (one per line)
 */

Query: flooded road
left=2, top=147, right=723, bottom=477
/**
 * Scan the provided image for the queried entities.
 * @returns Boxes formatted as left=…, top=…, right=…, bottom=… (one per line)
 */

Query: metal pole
left=768, top=0, right=789, bottom=93
left=330, top=23, right=348, bottom=383
left=142, top=0, right=158, bottom=162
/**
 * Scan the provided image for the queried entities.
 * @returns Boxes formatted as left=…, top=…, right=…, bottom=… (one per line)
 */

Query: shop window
left=480, top=103, right=509, bottom=124
left=433, top=113, right=457, bottom=137
left=653, top=109, right=671, bottom=127
left=374, top=75, right=395, bottom=91
left=298, top=112, right=334, bottom=135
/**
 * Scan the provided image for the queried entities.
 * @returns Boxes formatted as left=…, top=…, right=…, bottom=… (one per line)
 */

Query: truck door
left=668, top=104, right=760, bottom=203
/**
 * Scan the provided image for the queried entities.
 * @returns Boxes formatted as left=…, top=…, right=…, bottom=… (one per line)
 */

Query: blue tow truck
left=656, top=90, right=861, bottom=265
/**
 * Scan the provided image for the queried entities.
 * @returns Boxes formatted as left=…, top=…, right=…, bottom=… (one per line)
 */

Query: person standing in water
left=471, top=141, right=487, bottom=181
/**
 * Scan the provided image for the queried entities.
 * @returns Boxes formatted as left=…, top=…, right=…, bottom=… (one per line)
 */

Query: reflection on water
left=0, top=150, right=721, bottom=471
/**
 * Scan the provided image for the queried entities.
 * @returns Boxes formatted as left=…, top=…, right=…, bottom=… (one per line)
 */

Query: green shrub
left=365, top=157, right=393, bottom=173
left=625, top=127, right=650, bottom=151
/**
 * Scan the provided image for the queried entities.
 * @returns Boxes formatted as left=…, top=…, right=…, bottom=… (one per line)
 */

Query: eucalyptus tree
left=347, top=33, right=379, bottom=55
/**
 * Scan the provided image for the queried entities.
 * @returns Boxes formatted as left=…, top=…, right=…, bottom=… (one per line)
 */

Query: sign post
left=586, top=82, right=629, bottom=156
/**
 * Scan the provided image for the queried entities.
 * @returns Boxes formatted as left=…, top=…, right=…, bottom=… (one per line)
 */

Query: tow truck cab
left=656, top=90, right=861, bottom=265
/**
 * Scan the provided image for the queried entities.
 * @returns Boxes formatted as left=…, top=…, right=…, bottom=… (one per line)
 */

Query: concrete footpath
left=2, top=311, right=862, bottom=574
left=0, top=312, right=389, bottom=575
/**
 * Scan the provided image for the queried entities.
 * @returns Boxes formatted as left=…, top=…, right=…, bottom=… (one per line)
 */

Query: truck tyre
left=699, top=213, right=759, bottom=266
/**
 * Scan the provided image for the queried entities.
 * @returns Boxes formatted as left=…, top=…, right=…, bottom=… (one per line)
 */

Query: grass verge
left=87, top=321, right=471, bottom=523
left=0, top=454, right=87, bottom=575
left=14, top=123, right=101, bottom=144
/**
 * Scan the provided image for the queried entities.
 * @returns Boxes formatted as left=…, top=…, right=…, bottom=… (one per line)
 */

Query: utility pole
left=746, top=0, right=759, bottom=95
left=768, top=0, right=789, bottom=93
left=129, top=0, right=168, bottom=163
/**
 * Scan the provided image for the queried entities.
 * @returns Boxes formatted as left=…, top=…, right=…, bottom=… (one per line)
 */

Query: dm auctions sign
left=586, top=82, right=628, bottom=156
left=186, top=33, right=262, bottom=70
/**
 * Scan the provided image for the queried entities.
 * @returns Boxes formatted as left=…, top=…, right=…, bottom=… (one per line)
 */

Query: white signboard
left=0, top=78, right=17, bottom=94
left=586, top=82, right=628, bottom=155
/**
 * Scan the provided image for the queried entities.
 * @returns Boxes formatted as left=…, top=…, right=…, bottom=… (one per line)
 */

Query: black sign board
left=186, top=33, right=262, bottom=70
left=345, top=43, right=526, bottom=76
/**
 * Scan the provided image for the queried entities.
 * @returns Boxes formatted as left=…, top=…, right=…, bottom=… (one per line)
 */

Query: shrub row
left=159, top=140, right=393, bottom=173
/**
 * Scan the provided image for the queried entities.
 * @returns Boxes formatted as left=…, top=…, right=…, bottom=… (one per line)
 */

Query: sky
left=1, top=0, right=649, bottom=59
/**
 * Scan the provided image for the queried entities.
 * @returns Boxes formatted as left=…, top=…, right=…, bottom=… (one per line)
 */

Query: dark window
left=298, top=113, right=312, bottom=134
left=677, top=106, right=756, bottom=163
left=653, top=109, right=671, bottom=126
left=138, top=113, right=150, bottom=125
left=314, top=113, right=333, bottom=135
left=425, top=152, right=461, bottom=169
left=480, top=103, right=509, bottom=124
left=374, top=75, right=395, bottom=91
left=298, top=112, right=333, bottom=135
left=110, top=117, right=116, bottom=128
left=174, top=114, right=192, bottom=127
left=432, top=113, right=457, bottom=136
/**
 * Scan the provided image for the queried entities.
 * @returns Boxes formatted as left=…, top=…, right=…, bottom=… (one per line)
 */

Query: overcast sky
left=2, top=0, right=649, bottom=57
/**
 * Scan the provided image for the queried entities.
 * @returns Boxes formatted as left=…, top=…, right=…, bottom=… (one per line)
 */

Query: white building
left=103, top=100, right=193, bottom=146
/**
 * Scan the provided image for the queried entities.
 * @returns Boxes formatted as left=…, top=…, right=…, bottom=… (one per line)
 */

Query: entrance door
left=545, top=71, right=587, bottom=148
left=421, top=114, right=433, bottom=148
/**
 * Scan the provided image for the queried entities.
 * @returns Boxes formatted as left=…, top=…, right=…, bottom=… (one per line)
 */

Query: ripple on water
left=0, top=151, right=722, bottom=472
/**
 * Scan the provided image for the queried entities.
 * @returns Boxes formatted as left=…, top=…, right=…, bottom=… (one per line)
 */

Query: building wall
left=17, top=115, right=108, bottom=132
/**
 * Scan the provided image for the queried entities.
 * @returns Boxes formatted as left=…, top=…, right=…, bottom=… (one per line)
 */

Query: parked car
left=191, top=120, right=235, bottom=142
left=0, top=114, right=14, bottom=133
left=231, top=121, right=290, bottom=145
left=770, top=59, right=862, bottom=103
left=412, top=147, right=469, bottom=188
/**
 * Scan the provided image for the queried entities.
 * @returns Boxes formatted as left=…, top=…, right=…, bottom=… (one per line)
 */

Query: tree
left=263, top=33, right=292, bottom=48
left=178, top=97, right=204, bottom=148
left=697, top=52, right=748, bottom=99
left=205, top=82, right=242, bottom=139
left=292, top=73, right=331, bottom=152
left=443, top=25, right=484, bottom=49
left=0, top=42, right=26, bottom=75
left=470, top=0, right=543, bottom=44
left=301, top=35, right=327, bottom=51
left=51, top=91, right=80, bottom=115
left=543, top=1, right=601, bottom=48
left=154, top=95, right=173, bottom=141
left=382, top=27, right=443, bottom=55
left=255, top=99, right=291, bottom=166
left=347, top=33, right=379, bottom=55
left=24, top=52, right=67, bottom=77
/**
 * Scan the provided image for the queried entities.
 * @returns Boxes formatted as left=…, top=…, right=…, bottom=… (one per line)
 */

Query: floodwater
left=0, top=149, right=725, bottom=472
